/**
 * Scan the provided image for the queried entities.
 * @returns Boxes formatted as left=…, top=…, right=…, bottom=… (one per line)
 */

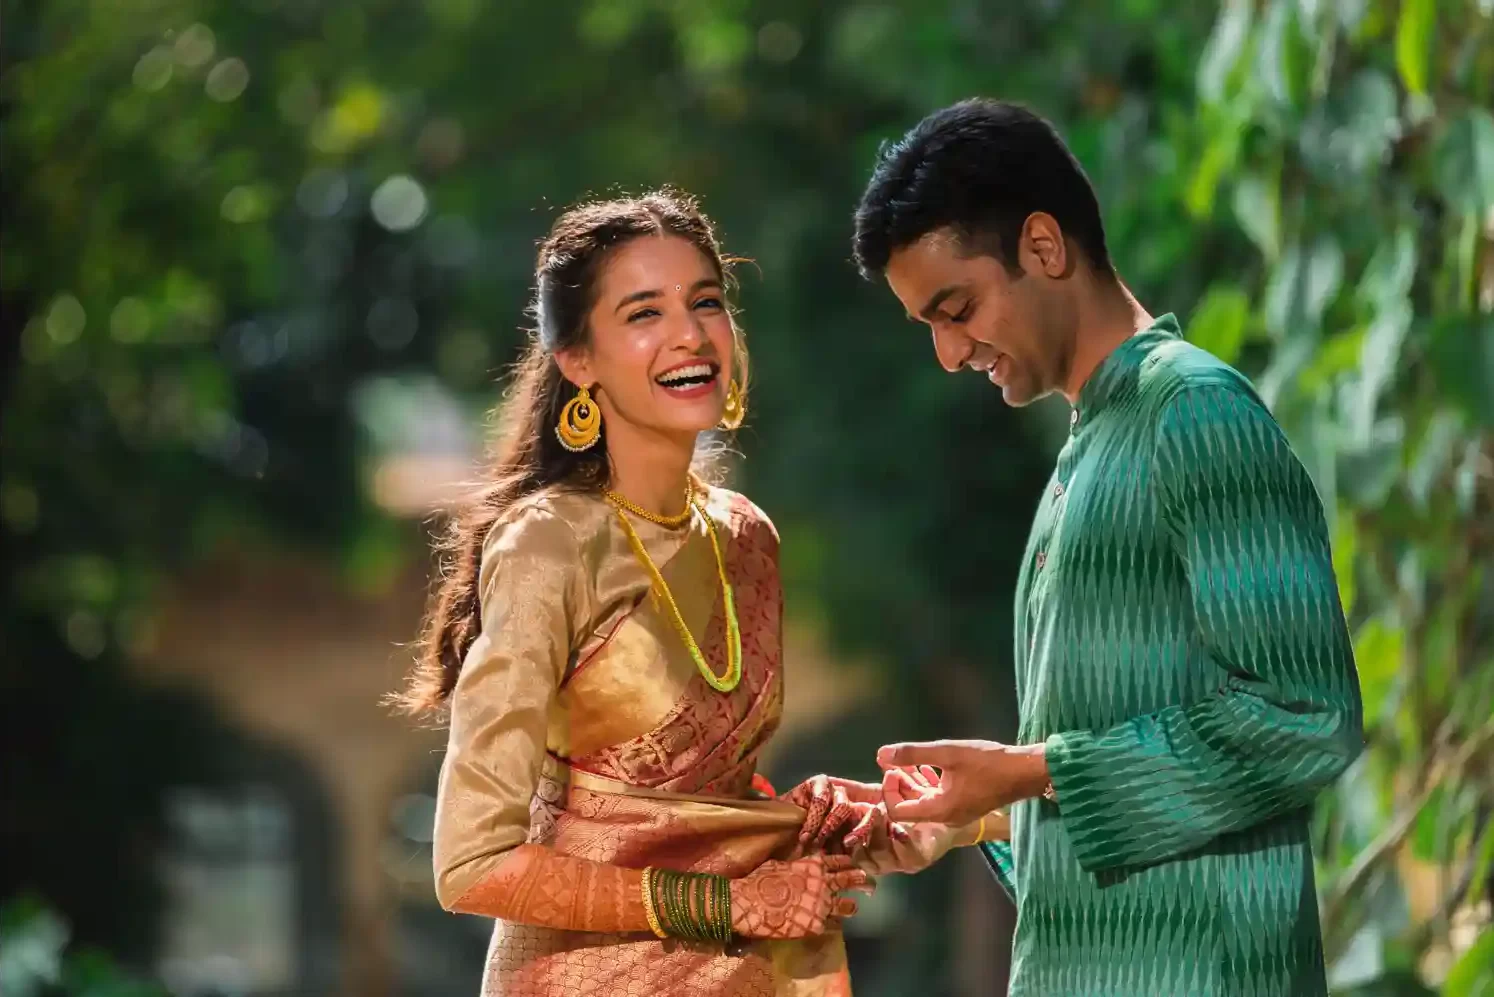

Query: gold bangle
left=640, top=867, right=667, bottom=939
left=969, top=815, right=986, bottom=846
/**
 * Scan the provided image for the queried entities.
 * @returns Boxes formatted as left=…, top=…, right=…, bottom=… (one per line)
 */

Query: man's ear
left=1021, top=212, right=1069, bottom=278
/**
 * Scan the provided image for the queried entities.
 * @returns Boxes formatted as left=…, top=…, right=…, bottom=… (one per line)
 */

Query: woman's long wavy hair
left=393, top=189, right=748, bottom=719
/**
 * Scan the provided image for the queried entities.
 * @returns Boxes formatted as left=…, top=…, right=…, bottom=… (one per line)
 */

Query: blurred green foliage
left=2, top=0, right=1490, bottom=993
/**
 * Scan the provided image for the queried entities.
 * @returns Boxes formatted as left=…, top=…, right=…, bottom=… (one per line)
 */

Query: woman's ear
left=553, top=346, right=592, bottom=390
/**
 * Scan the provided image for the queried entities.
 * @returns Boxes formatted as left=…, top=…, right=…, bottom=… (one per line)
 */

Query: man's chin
left=997, top=382, right=1038, bottom=407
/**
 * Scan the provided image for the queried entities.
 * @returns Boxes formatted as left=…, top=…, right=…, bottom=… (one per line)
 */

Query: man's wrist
left=1007, top=742, right=1052, bottom=802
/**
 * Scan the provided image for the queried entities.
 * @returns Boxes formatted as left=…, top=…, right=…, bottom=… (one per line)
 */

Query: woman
left=395, top=189, right=885, bottom=996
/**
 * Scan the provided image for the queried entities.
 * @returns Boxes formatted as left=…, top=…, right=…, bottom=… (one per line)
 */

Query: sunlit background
left=3, top=1, right=1492, bottom=995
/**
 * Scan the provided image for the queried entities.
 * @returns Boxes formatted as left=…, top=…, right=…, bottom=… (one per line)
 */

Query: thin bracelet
left=969, top=815, right=986, bottom=846
left=641, top=867, right=668, bottom=939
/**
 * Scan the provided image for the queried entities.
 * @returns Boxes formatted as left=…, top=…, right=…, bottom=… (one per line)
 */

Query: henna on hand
left=449, top=843, right=650, bottom=933
left=729, top=854, right=874, bottom=939
left=788, top=776, right=885, bottom=856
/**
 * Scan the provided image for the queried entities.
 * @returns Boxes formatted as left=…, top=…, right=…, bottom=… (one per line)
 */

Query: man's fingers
left=918, top=765, right=941, bottom=786
left=881, top=767, right=928, bottom=807
left=877, top=741, right=963, bottom=770
left=886, top=793, right=955, bottom=823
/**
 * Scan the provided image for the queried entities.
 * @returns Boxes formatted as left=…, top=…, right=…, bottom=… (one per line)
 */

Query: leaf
left=1470, top=820, right=1494, bottom=905
left=1264, top=236, right=1344, bottom=339
left=1337, top=416, right=1405, bottom=507
left=1186, top=128, right=1241, bottom=218
left=1442, top=925, right=1494, bottom=997
left=1327, top=922, right=1384, bottom=990
left=1435, top=108, right=1494, bottom=213
left=1394, top=0, right=1436, bottom=95
left=1187, top=284, right=1253, bottom=363
left=1407, top=409, right=1467, bottom=510
left=1258, top=332, right=1318, bottom=409
left=0, top=900, right=68, bottom=997
left=1352, top=302, right=1411, bottom=440
left=1332, top=512, right=1357, bottom=617
left=1197, top=0, right=1254, bottom=104
left=1232, top=171, right=1281, bottom=260
left=1353, top=615, right=1404, bottom=724
left=1256, top=0, right=1310, bottom=108
left=1430, top=316, right=1494, bottom=427
left=1356, top=226, right=1418, bottom=312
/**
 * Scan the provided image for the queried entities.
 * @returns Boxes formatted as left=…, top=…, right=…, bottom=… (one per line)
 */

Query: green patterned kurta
left=980, top=315, right=1363, bottom=996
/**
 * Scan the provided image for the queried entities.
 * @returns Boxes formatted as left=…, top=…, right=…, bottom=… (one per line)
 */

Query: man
left=852, top=99, right=1364, bottom=995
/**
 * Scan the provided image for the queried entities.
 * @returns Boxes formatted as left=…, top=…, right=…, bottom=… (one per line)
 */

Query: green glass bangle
left=654, top=869, right=678, bottom=938
left=692, top=873, right=709, bottom=941
left=716, top=874, right=732, bottom=945
left=665, top=870, right=692, bottom=941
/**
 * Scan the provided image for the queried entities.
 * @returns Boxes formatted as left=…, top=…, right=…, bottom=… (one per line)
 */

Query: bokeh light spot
left=205, top=57, right=250, bottom=102
left=758, top=22, right=804, bottom=63
left=296, top=169, right=348, bottom=218
left=370, top=175, right=428, bottom=232
left=111, top=297, right=152, bottom=343
left=367, top=298, right=419, bottom=351
left=47, top=295, right=86, bottom=344
left=174, top=24, right=217, bottom=68
left=133, top=46, right=174, bottom=91
left=221, top=184, right=271, bottom=223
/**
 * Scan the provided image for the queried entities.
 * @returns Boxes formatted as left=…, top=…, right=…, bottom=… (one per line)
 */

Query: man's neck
left=1060, top=279, right=1155, bottom=405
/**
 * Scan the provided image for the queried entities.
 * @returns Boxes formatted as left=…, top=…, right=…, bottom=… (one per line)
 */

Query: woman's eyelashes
left=625, top=296, right=724, bottom=324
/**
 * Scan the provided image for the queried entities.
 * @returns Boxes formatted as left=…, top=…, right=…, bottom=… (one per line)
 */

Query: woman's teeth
left=655, top=363, right=717, bottom=388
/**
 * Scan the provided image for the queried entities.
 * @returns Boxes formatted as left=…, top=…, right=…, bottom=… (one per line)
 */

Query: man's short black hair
left=853, top=99, right=1113, bottom=279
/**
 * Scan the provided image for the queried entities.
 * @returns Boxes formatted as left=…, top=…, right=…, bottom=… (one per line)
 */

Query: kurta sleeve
left=978, top=841, right=1016, bottom=900
left=429, top=505, right=651, bottom=934
left=1043, top=383, right=1364, bottom=873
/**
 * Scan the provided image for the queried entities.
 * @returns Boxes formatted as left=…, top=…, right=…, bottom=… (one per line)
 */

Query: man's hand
left=877, top=739, right=1049, bottom=825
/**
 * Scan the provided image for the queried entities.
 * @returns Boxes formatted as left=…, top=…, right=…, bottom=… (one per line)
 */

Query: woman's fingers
left=812, top=786, right=856, bottom=849
left=841, top=804, right=882, bottom=850
left=832, top=896, right=859, bottom=919
left=821, top=853, right=855, bottom=872
left=831, top=867, right=874, bottom=894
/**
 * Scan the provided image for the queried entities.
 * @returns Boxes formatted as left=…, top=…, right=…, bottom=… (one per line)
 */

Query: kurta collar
left=1070, top=313, right=1181, bottom=426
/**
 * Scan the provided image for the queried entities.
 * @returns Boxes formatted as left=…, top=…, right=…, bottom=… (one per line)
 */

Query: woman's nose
left=674, top=310, right=708, bottom=347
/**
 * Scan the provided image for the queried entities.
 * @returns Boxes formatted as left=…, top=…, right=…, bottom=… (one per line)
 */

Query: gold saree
left=432, top=485, right=851, bottom=997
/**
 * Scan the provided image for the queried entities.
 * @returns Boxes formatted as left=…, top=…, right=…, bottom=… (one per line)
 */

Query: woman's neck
left=603, top=418, right=697, bottom=519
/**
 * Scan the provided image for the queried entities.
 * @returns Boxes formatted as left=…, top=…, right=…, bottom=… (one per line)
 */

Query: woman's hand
left=729, top=854, right=874, bottom=939
left=784, top=775, right=884, bottom=857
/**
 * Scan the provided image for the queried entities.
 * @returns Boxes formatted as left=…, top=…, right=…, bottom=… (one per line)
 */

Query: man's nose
left=931, top=325, right=968, bottom=373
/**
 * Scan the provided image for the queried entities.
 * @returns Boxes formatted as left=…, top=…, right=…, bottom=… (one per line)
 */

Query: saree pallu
left=480, top=761, right=850, bottom=997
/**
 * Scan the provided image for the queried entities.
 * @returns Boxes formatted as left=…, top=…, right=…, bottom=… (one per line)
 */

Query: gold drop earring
left=556, top=384, right=601, bottom=451
left=719, top=379, right=745, bottom=430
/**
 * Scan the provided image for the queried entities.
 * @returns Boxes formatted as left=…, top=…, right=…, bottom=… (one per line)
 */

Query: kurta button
left=1070, top=409, right=1079, bottom=428
left=1035, top=552, right=1047, bottom=569
left=1053, top=482, right=1064, bottom=498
